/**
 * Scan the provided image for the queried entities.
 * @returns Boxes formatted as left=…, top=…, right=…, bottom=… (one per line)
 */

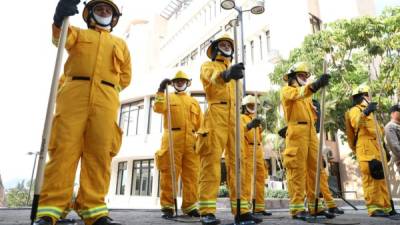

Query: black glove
left=363, top=102, right=378, bottom=116
left=278, top=126, right=287, bottom=139
left=310, top=73, right=331, bottom=92
left=158, top=78, right=171, bottom=92
left=221, top=63, right=245, bottom=82
left=53, top=0, right=80, bottom=28
left=246, top=117, right=262, bottom=130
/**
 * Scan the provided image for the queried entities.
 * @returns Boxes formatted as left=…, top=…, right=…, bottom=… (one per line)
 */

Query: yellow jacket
left=241, top=114, right=263, bottom=148
left=52, top=25, right=131, bottom=91
left=281, top=84, right=316, bottom=125
left=349, top=103, right=383, bottom=161
left=200, top=60, right=240, bottom=104
left=153, top=92, right=202, bottom=132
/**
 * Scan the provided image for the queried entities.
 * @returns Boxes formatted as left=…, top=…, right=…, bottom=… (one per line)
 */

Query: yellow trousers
left=283, top=124, right=325, bottom=215
left=359, top=161, right=391, bottom=215
left=319, top=169, right=337, bottom=208
left=37, top=80, right=122, bottom=225
left=243, top=146, right=267, bottom=212
left=155, top=130, right=200, bottom=213
left=197, top=103, right=250, bottom=216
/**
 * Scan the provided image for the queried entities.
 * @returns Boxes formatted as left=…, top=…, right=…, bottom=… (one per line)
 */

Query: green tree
left=6, top=180, right=29, bottom=207
left=269, top=7, right=400, bottom=137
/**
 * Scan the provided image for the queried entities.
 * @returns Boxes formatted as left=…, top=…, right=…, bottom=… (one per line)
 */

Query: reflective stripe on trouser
left=79, top=205, right=108, bottom=219
left=320, top=169, right=337, bottom=208
left=359, top=161, right=391, bottom=215
left=38, top=81, right=120, bottom=225
left=157, top=134, right=199, bottom=214
left=284, top=126, right=325, bottom=216
left=198, top=103, right=250, bottom=215
left=37, top=206, right=63, bottom=221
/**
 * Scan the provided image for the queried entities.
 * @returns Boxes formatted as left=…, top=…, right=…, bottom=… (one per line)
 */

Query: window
left=190, top=49, right=199, bottom=61
left=116, top=161, right=127, bottom=195
left=131, top=159, right=154, bottom=196
left=180, top=55, right=189, bottom=66
left=213, top=0, right=217, bottom=17
left=309, top=13, right=321, bottom=33
left=148, top=97, right=163, bottom=134
left=119, top=101, right=145, bottom=136
left=250, top=40, right=254, bottom=64
left=259, top=35, right=263, bottom=60
left=265, top=31, right=271, bottom=53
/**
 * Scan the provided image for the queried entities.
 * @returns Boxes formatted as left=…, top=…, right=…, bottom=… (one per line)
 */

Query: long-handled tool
left=30, top=17, right=70, bottom=225
left=165, top=84, right=179, bottom=218
left=328, top=187, right=358, bottom=210
left=313, top=55, right=330, bottom=217
left=251, top=92, right=258, bottom=214
left=367, top=62, right=399, bottom=219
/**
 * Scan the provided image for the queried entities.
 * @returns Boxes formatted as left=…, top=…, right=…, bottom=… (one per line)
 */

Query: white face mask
left=93, top=13, right=112, bottom=27
left=218, top=47, right=232, bottom=56
left=296, top=77, right=307, bottom=86
left=174, top=83, right=187, bottom=92
left=246, top=106, right=255, bottom=114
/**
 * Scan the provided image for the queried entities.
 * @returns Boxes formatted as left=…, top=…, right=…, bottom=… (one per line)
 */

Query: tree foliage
left=6, top=180, right=30, bottom=207
left=269, top=7, right=400, bottom=136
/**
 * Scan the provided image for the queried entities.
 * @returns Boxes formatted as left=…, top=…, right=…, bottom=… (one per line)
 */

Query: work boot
left=370, top=210, right=389, bottom=217
left=328, top=207, right=344, bottom=214
left=235, top=212, right=260, bottom=224
left=187, top=209, right=200, bottom=217
left=161, top=208, right=174, bottom=219
left=33, top=217, right=53, bottom=225
left=92, top=216, right=122, bottom=225
left=254, top=210, right=272, bottom=216
left=201, top=214, right=221, bottom=225
left=292, top=211, right=310, bottom=221
left=313, top=210, right=336, bottom=219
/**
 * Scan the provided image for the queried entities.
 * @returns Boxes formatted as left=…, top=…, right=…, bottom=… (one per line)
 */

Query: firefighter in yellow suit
left=197, top=34, right=261, bottom=225
left=281, top=62, right=334, bottom=221
left=154, top=71, right=202, bottom=219
left=348, top=84, right=391, bottom=217
left=240, top=95, right=272, bottom=216
left=34, top=0, right=131, bottom=225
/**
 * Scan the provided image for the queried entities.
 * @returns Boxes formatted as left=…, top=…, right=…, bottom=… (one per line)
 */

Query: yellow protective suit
left=197, top=57, right=249, bottom=216
left=154, top=91, right=202, bottom=214
left=37, top=25, right=131, bottom=225
left=349, top=103, right=391, bottom=215
left=319, top=169, right=337, bottom=209
left=241, top=114, right=268, bottom=212
left=281, top=84, right=325, bottom=216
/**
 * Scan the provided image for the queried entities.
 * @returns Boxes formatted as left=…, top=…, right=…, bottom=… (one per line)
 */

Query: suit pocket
left=110, top=122, right=123, bottom=157
left=283, top=147, right=299, bottom=169
left=195, top=128, right=211, bottom=155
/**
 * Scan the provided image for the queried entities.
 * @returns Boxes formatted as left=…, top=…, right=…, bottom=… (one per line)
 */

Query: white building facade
left=106, top=0, right=377, bottom=209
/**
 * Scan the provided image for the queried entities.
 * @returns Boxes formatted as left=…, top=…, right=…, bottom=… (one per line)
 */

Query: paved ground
left=1, top=208, right=400, bottom=225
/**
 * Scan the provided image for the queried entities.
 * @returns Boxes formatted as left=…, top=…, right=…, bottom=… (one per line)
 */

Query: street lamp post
left=221, top=0, right=265, bottom=94
left=221, top=1, right=265, bottom=223
left=27, top=152, right=39, bottom=206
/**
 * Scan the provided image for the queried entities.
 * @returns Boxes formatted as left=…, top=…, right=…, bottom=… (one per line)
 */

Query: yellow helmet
left=352, top=83, right=370, bottom=96
left=283, top=62, right=310, bottom=81
left=83, top=0, right=121, bottom=29
left=242, top=95, right=260, bottom=105
left=206, top=34, right=234, bottom=59
left=171, top=70, right=191, bottom=81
